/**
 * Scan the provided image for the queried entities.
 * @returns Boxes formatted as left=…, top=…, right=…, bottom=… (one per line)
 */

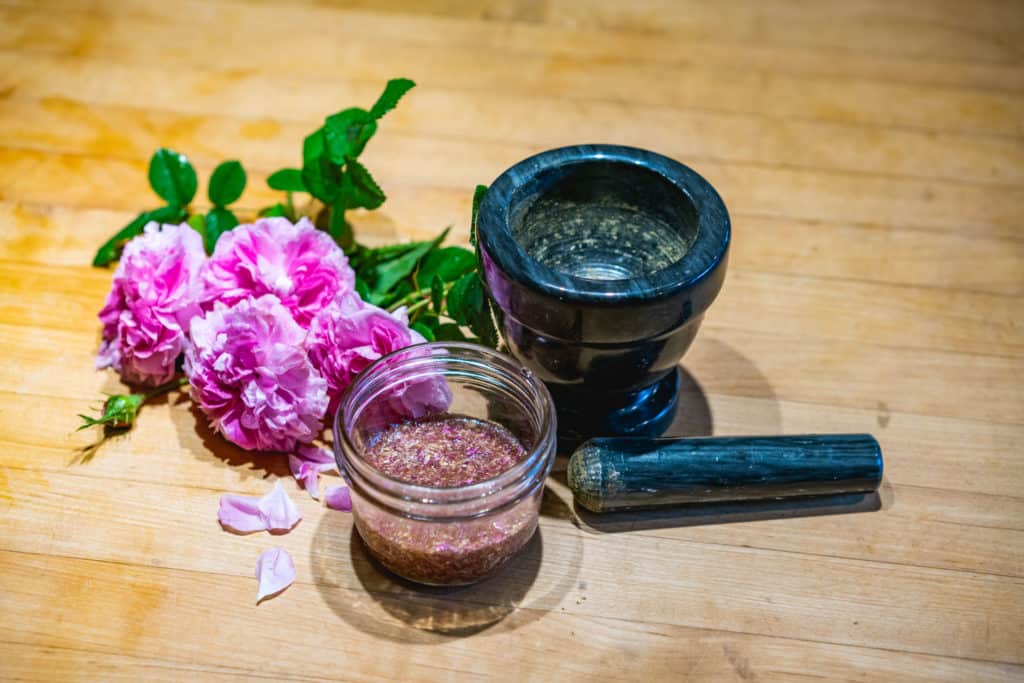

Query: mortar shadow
left=552, top=337, right=885, bottom=531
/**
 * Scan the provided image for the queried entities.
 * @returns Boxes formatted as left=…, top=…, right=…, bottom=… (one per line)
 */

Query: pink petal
left=255, top=547, right=295, bottom=603
left=217, top=481, right=302, bottom=534
left=289, top=455, right=320, bottom=500
left=257, top=481, right=302, bottom=532
left=218, top=494, right=266, bottom=534
left=324, top=484, right=352, bottom=512
left=289, top=446, right=338, bottom=500
left=296, top=444, right=337, bottom=472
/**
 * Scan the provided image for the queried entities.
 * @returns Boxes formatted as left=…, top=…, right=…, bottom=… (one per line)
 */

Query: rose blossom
left=96, top=222, right=205, bottom=386
left=305, top=294, right=450, bottom=421
left=185, top=294, right=328, bottom=452
left=200, top=216, right=354, bottom=328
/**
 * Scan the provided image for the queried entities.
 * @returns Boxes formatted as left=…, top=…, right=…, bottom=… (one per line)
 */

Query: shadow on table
left=666, top=365, right=716, bottom=438
left=548, top=338, right=887, bottom=532
left=174, top=402, right=290, bottom=480
left=70, top=387, right=179, bottom=465
left=571, top=491, right=882, bottom=534
left=309, top=486, right=582, bottom=644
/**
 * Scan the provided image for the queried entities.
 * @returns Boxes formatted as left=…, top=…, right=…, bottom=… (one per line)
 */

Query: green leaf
left=328, top=205, right=353, bottom=250
left=446, top=272, right=482, bottom=327
left=418, top=246, right=476, bottom=284
left=376, top=280, right=412, bottom=308
left=369, top=78, right=416, bottom=121
left=186, top=213, right=205, bottom=233
left=411, top=321, right=435, bottom=342
left=204, top=207, right=239, bottom=254
left=446, top=273, right=498, bottom=347
left=366, top=242, right=423, bottom=261
left=208, top=160, right=246, bottom=206
left=369, top=228, right=449, bottom=300
left=324, top=108, right=376, bottom=163
left=303, top=127, right=325, bottom=164
left=91, top=205, right=186, bottom=267
left=435, top=323, right=468, bottom=342
left=266, top=168, right=307, bottom=193
left=470, top=184, right=487, bottom=246
left=341, top=159, right=386, bottom=210
left=414, top=312, right=439, bottom=332
left=148, top=148, right=198, bottom=206
left=430, top=274, right=445, bottom=314
left=301, top=128, right=342, bottom=202
left=258, top=203, right=289, bottom=218
left=354, top=277, right=372, bottom=302
left=472, top=301, right=500, bottom=348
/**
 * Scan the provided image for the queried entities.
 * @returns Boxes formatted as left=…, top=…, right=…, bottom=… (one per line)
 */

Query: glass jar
left=333, top=342, right=557, bottom=586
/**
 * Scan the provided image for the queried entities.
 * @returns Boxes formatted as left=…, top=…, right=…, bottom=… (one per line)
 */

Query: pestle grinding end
left=567, top=440, right=611, bottom=513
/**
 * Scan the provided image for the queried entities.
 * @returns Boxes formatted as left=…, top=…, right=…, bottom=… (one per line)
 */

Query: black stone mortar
left=476, top=145, right=730, bottom=447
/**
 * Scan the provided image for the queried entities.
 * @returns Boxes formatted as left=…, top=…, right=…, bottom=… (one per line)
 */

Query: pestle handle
left=568, top=434, right=883, bottom=513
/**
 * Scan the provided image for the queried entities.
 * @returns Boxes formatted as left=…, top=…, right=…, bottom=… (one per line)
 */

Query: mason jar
left=333, top=342, right=557, bottom=586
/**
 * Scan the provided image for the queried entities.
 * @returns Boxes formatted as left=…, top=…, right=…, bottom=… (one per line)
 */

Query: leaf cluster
left=93, top=150, right=248, bottom=265
left=348, top=183, right=497, bottom=347
left=266, top=78, right=415, bottom=250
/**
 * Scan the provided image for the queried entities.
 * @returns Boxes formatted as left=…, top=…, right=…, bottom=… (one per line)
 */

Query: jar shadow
left=309, top=486, right=583, bottom=644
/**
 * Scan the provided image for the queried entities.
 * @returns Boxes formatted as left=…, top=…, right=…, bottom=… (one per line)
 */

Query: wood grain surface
left=1, top=0, right=1022, bottom=681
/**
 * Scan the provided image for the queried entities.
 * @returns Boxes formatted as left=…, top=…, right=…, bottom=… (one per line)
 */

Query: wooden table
left=1, top=1, right=1022, bottom=680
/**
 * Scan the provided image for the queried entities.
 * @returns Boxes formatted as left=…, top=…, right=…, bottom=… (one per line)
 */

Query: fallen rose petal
left=218, top=494, right=266, bottom=534
left=255, top=547, right=295, bottom=603
left=289, top=446, right=338, bottom=500
left=324, top=484, right=352, bottom=512
left=217, top=481, right=301, bottom=534
left=288, top=456, right=321, bottom=499
left=257, top=480, right=302, bottom=532
left=296, top=445, right=338, bottom=473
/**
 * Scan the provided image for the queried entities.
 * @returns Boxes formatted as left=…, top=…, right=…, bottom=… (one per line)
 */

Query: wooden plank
left=2, top=24, right=1023, bottom=141
left=3, top=356, right=1023, bottom=499
left=3, top=201, right=1021, bottom=297
left=0, top=0, right=1020, bottom=678
left=2, top=142, right=1023, bottom=243
left=4, top=0, right=1023, bottom=93
left=3, top=446, right=1023, bottom=579
left=732, top=216, right=1024, bottom=297
left=544, top=0, right=1024, bottom=63
left=0, top=201, right=412, bottom=268
left=0, top=642, right=292, bottom=683
left=685, top=329, right=1024, bottom=425
left=6, top=87, right=1024, bottom=192
left=4, top=91, right=1024, bottom=189
left=2, top=553, right=1019, bottom=683
left=1, top=256, right=1019, bottom=358
left=0, top=484, right=1021, bottom=664
left=1, top=309, right=1021, bottom=425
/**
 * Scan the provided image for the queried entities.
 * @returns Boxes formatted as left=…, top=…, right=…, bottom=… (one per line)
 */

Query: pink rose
left=306, top=295, right=450, bottom=423
left=96, top=222, right=205, bottom=386
left=200, top=217, right=355, bottom=329
left=185, top=294, right=328, bottom=452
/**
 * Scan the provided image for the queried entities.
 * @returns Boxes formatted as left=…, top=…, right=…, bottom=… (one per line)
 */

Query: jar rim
left=333, top=341, right=557, bottom=514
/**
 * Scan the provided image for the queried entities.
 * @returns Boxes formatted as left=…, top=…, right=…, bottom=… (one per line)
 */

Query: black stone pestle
left=567, top=434, right=883, bottom=513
